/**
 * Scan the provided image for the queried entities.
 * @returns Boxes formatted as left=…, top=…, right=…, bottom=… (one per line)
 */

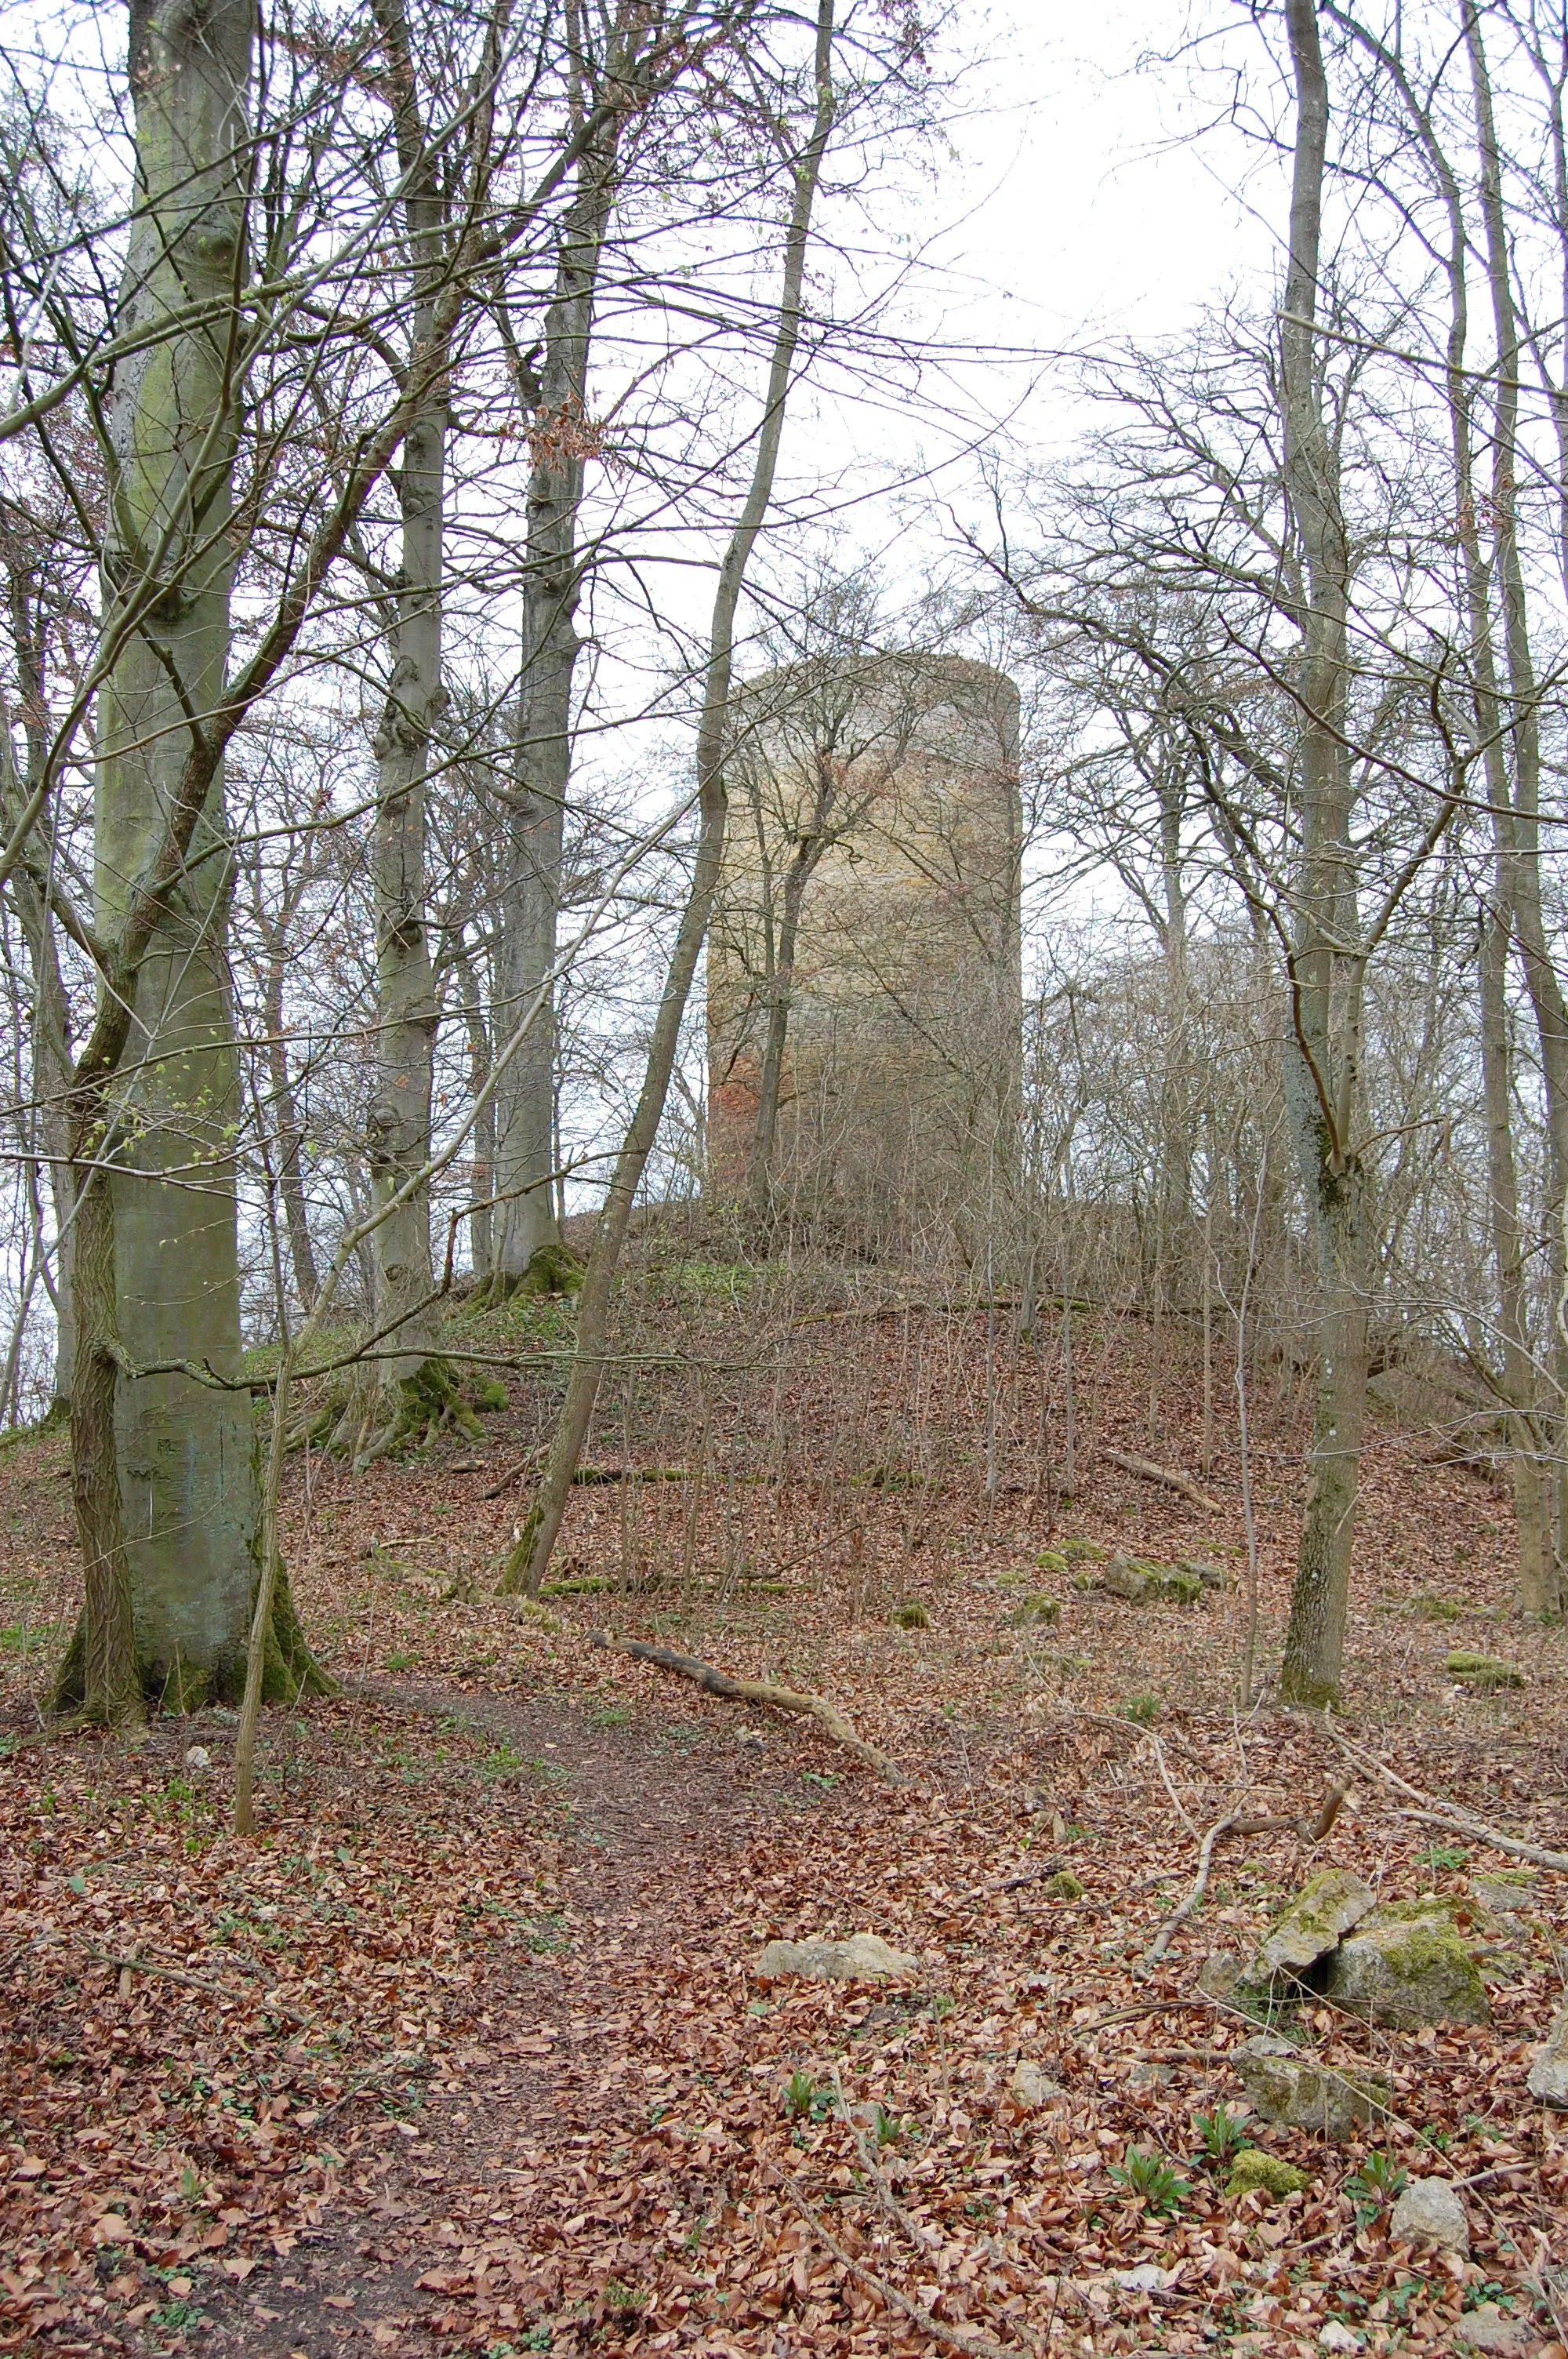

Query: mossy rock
left=521, top=1241, right=585, bottom=1296
left=996, top=1570, right=1033, bottom=1587
left=1413, top=1593, right=1465, bottom=1623
left=470, top=1377, right=509, bottom=1413
left=1036, top=1548, right=1069, bottom=1576
left=1176, top=1558, right=1231, bottom=1591
left=1446, top=1652, right=1524, bottom=1689
left=1044, top=1868, right=1084, bottom=1900
left=1156, top=1568, right=1205, bottom=1606
left=890, top=1601, right=931, bottom=1630
left=1322, top=1917, right=1490, bottom=2029
left=1227, top=2148, right=1308, bottom=2202
left=1004, top=1593, right=1061, bottom=1630
left=1057, top=1537, right=1107, bottom=1562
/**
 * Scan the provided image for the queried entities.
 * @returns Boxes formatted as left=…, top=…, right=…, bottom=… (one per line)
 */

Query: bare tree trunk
left=1468, top=12, right=1568, bottom=1612
left=489, top=16, right=633, bottom=1296
left=455, top=942, right=494, bottom=1284
left=337, top=0, right=456, bottom=1457
left=1278, top=0, right=1370, bottom=1710
left=263, top=900, right=320, bottom=1313
left=503, top=0, right=838, bottom=1595
left=749, top=849, right=811, bottom=1221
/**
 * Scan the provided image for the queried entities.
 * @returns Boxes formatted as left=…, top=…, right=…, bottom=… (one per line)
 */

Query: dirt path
left=198, top=1680, right=792, bottom=2359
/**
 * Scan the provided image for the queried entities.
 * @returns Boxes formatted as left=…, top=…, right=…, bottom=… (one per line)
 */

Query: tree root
left=590, top=1634, right=900, bottom=1782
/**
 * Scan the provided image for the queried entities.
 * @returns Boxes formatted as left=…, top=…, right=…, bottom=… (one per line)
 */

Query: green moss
left=1413, top=1594, right=1464, bottom=1622
left=1446, top=1652, right=1523, bottom=1688
left=470, top=1378, right=509, bottom=1413
left=1156, top=1568, right=1204, bottom=1605
left=891, top=1601, right=931, bottom=1630
left=1058, top=1537, right=1106, bottom=1561
left=1227, top=2149, right=1308, bottom=2201
left=1044, top=1869, right=1084, bottom=1900
left=1004, top=1593, right=1061, bottom=1629
left=1036, top=1548, right=1069, bottom=1575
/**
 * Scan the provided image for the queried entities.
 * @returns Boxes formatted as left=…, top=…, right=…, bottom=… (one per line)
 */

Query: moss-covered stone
left=1058, top=1537, right=1106, bottom=1562
left=1035, top=1548, right=1069, bottom=1576
left=891, top=1601, right=931, bottom=1630
left=1322, top=1917, right=1490, bottom=2028
left=1250, top=1866, right=1375, bottom=1979
left=1156, top=1568, right=1204, bottom=1605
left=470, top=1377, right=510, bottom=1413
left=1412, top=1593, right=1465, bottom=1622
left=1044, top=1868, right=1084, bottom=1900
left=1231, top=2034, right=1388, bottom=2139
left=1446, top=1652, right=1524, bottom=1689
left=1227, top=2148, right=1308, bottom=2201
left=1004, top=1592, right=1061, bottom=1629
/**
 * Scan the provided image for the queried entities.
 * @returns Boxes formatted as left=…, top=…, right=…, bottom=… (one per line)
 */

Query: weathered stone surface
left=1177, top=1558, right=1232, bottom=1590
left=754, top=1933, right=920, bottom=1983
left=1197, top=1950, right=1242, bottom=2002
left=1526, top=1997, right=1568, bottom=2106
left=1390, top=2176, right=1469, bottom=2253
left=1318, top=2323, right=1363, bottom=2354
left=1445, top=1651, right=1525, bottom=1689
left=1455, top=2303, right=1532, bottom=2356
left=1322, top=1917, right=1490, bottom=2029
left=1231, top=2034, right=1387, bottom=2140
left=1002, top=1592, right=1061, bottom=1629
left=1472, top=1874, right=1535, bottom=1916
left=1099, top=1556, right=1152, bottom=1602
left=1009, top=2059, right=1065, bottom=2109
left=1250, top=1867, right=1375, bottom=1979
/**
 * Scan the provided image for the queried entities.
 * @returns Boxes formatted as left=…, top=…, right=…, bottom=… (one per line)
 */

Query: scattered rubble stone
left=1322, top=1915, right=1490, bottom=2028
left=1389, top=2175, right=1469, bottom=2253
left=1526, top=1998, right=1568, bottom=2107
left=753, top=1932, right=921, bottom=1983
left=1009, top=2059, right=1066, bottom=2109
left=1231, top=2034, right=1388, bottom=2139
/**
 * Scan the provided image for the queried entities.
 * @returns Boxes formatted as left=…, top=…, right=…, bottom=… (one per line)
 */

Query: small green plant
left=591, top=1706, right=632, bottom=1729
left=872, top=2103, right=903, bottom=2146
left=1345, top=2150, right=1408, bottom=2223
left=602, top=2280, right=646, bottom=2317
left=1193, top=2103, right=1248, bottom=2167
left=782, top=2076, right=820, bottom=2132
left=1109, top=2145, right=1190, bottom=2215
left=180, top=2163, right=202, bottom=2201
left=1416, top=1842, right=1468, bottom=1873
left=802, top=1769, right=839, bottom=1791
left=520, top=2331, right=552, bottom=2354
left=1044, top=1868, right=1084, bottom=1900
left=1119, top=1692, right=1162, bottom=1725
left=152, top=2298, right=204, bottom=2331
left=385, top=1651, right=417, bottom=1672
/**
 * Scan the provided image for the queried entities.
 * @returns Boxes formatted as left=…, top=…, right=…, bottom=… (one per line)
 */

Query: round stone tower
left=706, top=652, right=1021, bottom=1252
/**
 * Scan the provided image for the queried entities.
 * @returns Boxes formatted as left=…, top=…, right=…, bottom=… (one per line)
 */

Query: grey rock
left=1099, top=1556, right=1152, bottom=1603
left=1472, top=1875, right=1535, bottom=1916
left=1250, top=1866, right=1375, bottom=1979
left=1177, top=1558, right=1232, bottom=1591
left=1527, top=1997, right=1568, bottom=2107
left=1455, top=2303, right=1531, bottom=2356
left=1009, top=2059, right=1066, bottom=2109
left=1322, top=1917, right=1490, bottom=2029
left=754, top=1932, right=920, bottom=1983
left=1197, top=1950, right=1242, bottom=2002
left=1231, top=2034, right=1386, bottom=2141
left=1390, top=2175, right=1469, bottom=2254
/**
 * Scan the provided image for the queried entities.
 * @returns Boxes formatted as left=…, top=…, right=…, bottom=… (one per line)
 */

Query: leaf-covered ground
left=2, top=1293, right=1566, bottom=2357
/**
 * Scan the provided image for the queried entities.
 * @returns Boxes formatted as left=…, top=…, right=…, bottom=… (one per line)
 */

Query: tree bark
left=1277, top=0, right=1370, bottom=1710
left=263, top=893, right=320, bottom=1314
left=1467, top=12, right=1568, bottom=1612
left=502, top=0, right=838, bottom=1595
left=489, top=23, right=630, bottom=1296
left=78, top=0, right=263, bottom=1708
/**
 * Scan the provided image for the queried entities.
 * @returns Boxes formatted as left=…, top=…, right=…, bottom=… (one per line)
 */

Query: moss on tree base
left=50, top=1557, right=335, bottom=1719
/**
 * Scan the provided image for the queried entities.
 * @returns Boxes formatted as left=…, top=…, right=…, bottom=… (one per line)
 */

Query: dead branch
left=782, top=2176, right=1029, bottom=2359
left=1143, top=1808, right=1243, bottom=1963
left=1141, top=1774, right=1349, bottom=1964
left=485, top=1456, right=689, bottom=1500
left=829, top=2063, right=937, bottom=2255
left=590, top=1635, right=901, bottom=1782
left=1329, top=1728, right=1568, bottom=1871
left=1102, top=1446, right=1222, bottom=1514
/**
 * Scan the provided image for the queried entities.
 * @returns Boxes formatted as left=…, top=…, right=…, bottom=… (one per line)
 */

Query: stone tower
left=706, top=652, right=1021, bottom=1250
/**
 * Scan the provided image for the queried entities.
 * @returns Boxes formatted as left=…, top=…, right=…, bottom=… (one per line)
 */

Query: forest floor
left=2, top=1288, right=1567, bottom=2359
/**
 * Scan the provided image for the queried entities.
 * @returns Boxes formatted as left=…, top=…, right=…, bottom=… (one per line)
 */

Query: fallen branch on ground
left=782, top=2176, right=1031, bottom=2359
left=589, top=1635, right=901, bottom=1782
left=1142, top=1778, right=1349, bottom=1964
left=1102, top=1446, right=1223, bottom=1513
left=1328, top=1728, right=1568, bottom=1871
left=485, top=1457, right=689, bottom=1500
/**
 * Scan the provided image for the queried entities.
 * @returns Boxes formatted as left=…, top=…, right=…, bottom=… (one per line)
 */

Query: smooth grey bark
left=1467, top=12, right=1568, bottom=1612
left=336, top=0, right=453, bottom=1456
left=503, top=0, right=838, bottom=1595
left=1277, top=0, right=1370, bottom=1710
left=262, top=879, right=321, bottom=1314
left=83, top=0, right=261, bottom=1708
left=454, top=940, right=495, bottom=1283
left=489, top=26, right=631, bottom=1293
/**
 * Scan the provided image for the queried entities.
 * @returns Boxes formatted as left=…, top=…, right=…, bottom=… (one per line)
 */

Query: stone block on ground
left=1249, top=1866, right=1375, bottom=1980
left=1321, top=1917, right=1490, bottom=2028
left=1454, top=2302, right=1532, bottom=2354
left=753, top=1932, right=920, bottom=1983
left=1389, top=2176, right=1469, bottom=2253
left=1527, top=1998, right=1568, bottom=2107
left=1231, top=2034, right=1387, bottom=2139
left=1009, top=2059, right=1066, bottom=2109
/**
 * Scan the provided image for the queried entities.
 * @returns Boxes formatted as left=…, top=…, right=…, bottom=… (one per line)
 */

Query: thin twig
left=1329, top=1728, right=1568, bottom=1870
left=782, top=2176, right=1030, bottom=2359
left=1143, top=1809, right=1244, bottom=1963
left=829, top=2064, right=937, bottom=2253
